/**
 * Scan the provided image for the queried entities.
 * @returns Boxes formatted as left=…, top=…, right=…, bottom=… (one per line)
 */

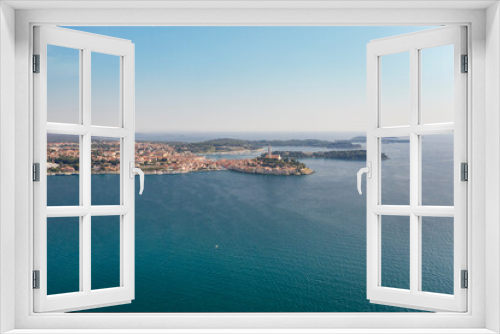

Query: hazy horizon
left=48, top=130, right=367, bottom=144
left=134, top=130, right=367, bottom=143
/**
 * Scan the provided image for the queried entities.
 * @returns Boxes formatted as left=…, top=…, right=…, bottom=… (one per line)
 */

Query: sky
left=47, top=26, right=453, bottom=133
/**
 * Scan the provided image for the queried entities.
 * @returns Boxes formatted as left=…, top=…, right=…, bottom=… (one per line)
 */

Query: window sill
left=3, top=329, right=497, bottom=334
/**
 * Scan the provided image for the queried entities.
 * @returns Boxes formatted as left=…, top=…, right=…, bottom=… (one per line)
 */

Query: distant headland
left=164, top=138, right=361, bottom=154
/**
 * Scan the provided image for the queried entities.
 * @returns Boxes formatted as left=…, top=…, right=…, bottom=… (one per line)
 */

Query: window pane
left=91, top=137, right=121, bottom=206
left=92, top=52, right=121, bottom=127
left=420, top=45, right=454, bottom=125
left=421, top=134, right=454, bottom=206
left=380, top=52, right=410, bottom=128
left=47, top=45, right=80, bottom=124
left=47, top=134, right=80, bottom=206
left=47, top=217, right=80, bottom=295
left=92, top=216, right=121, bottom=290
left=381, top=215, right=410, bottom=290
left=421, top=217, right=454, bottom=295
left=381, top=137, right=410, bottom=205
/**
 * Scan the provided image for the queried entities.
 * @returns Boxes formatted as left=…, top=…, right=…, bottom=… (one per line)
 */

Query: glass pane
left=420, top=45, right=454, bottom=124
left=91, top=216, right=121, bottom=290
left=92, top=52, right=121, bottom=127
left=47, top=217, right=80, bottom=295
left=421, top=217, right=454, bottom=294
left=381, top=137, right=410, bottom=205
left=381, top=215, right=410, bottom=290
left=47, top=133, right=80, bottom=206
left=380, top=52, right=410, bottom=128
left=47, top=45, right=80, bottom=124
left=421, top=133, right=454, bottom=206
left=91, top=137, right=121, bottom=206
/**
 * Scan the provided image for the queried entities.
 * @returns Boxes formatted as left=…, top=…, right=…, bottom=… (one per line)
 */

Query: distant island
left=273, top=150, right=389, bottom=160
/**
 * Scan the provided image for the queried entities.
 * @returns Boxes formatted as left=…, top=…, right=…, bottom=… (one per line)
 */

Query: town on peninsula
left=46, top=136, right=395, bottom=176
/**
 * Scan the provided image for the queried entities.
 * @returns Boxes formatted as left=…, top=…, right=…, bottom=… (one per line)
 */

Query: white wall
left=0, top=2, right=16, bottom=333
left=8, top=5, right=491, bottom=332
left=486, top=2, right=500, bottom=333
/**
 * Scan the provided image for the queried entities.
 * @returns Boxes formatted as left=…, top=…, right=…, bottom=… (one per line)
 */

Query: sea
left=46, top=132, right=454, bottom=313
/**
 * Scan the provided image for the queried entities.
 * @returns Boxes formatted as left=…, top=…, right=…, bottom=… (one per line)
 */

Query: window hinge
left=461, top=54, right=468, bottom=73
left=461, top=162, right=468, bottom=182
left=461, top=270, right=468, bottom=289
left=33, top=163, right=40, bottom=182
left=33, top=54, right=40, bottom=73
left=33, top=270, right=40, bottom=289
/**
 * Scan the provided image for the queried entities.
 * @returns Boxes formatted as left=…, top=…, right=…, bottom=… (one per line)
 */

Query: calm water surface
left=47, top=135, right=454, bottom=312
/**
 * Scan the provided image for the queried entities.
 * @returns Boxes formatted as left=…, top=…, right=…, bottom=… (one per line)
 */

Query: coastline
left=47, top=166, right=314, bottom=176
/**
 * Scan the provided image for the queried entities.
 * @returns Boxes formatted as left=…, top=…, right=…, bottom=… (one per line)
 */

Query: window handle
left=357, top=162, right=371, bottom=195
left=129, top=162, right=144, bottom=195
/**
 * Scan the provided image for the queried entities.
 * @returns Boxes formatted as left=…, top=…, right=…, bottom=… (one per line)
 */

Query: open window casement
left=362, top=26, right=467, bottom=312
left=33, top=26, right=141, bottom=312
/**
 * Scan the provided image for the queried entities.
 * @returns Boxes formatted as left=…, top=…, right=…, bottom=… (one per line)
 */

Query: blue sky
left=48, top=26, right=452, bottom=133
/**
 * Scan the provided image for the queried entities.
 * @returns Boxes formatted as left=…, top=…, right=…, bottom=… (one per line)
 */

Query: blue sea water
left=47, top=133, right=454, bottom=312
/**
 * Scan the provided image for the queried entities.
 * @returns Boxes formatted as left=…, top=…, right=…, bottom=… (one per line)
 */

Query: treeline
left=254, top=139, right=360, bottom=149
left=162, top=138, right=361, bottom=153
left=169, top=138, right=262, bottom=153
left=48, top=156, right=80, bottom=169
left=256, top=156, right=306, bottom=169
left=273, top=150, right=389, bottom=160
left=142, top=136, right=412, bottom=155
left=351, top=136, right=410, bottom=144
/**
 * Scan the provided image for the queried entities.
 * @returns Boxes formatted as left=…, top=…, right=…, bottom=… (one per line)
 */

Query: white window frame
left=33, top=25, right=136, bottom=313
left=2, top=1, right=499, bottom=333
left=365, top=26, right=468, bottom=312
